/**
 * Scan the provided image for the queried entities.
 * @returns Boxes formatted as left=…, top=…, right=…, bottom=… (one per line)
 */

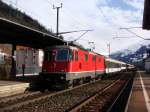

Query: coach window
left=92, top=56, right=96, bottom=62
left=84, top=54, right=88, bottom=61
left=75, top=51, right=78, bottom=61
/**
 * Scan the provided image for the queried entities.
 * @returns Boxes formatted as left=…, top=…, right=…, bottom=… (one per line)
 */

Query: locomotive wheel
left=67, top=80, right=73, bottom=89
left=84, top=77, right=91, bottom=83
left=79, top=78, right=84, bottom=85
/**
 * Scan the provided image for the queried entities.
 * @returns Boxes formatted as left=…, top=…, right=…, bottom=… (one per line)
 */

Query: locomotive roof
left=45, top=45, right=77, bottom=50
left=45, top=45, right=103, bottom=56
left=45, top=45, right=132, bottom=66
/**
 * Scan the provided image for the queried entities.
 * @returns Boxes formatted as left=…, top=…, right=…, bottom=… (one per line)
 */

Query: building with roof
left=144, top=56, right=150, bottom=73
left=143, top=0, right=150, bottom=30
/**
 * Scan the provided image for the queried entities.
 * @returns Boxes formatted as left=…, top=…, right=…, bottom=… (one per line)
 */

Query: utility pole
left=15, top=0, right=18, bottom=7
left=107, top=43, right=110, bottom=57
left=107, top=43, right=110, bottom=74
left=53, top=3, right=63, bottom=36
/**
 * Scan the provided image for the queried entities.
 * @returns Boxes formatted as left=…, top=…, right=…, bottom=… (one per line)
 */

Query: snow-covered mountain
left=111, top=42, right=150, bottom=68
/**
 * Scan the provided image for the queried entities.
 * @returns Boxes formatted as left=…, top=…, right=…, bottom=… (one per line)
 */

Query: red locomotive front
left=42, top=47, right=70, bottom=73
left=40, top=45, right=105, bottom=88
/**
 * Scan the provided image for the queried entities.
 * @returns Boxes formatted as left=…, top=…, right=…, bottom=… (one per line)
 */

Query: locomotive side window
left=69, top=50, right=74, bottom=60
left=75, top=51, right=78, bottom=61
left=56, top=49, right=68, bottom=61
left=44, top=51, right=52, bottom=61
left=84, top=54, right=88, bottom=61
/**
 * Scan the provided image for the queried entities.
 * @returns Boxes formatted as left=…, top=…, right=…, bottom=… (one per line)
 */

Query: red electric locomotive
left=39, top=45, right=105, bottom=88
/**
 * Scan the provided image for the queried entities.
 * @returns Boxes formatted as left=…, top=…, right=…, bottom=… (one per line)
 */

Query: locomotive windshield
left=56, top=49, right=68, bottom=61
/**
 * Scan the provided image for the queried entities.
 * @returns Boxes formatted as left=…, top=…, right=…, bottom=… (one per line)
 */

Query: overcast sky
left=2, top=0, right=150, bottom=55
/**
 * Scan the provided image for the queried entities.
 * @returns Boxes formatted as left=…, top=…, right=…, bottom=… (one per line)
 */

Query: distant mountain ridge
left=110, top=43, right=150, bottom=69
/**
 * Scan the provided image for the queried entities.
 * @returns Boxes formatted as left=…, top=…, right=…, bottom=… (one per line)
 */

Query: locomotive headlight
left=43, top=69, right=47, bottom=72
left=61, top=76, right=64, bottom=79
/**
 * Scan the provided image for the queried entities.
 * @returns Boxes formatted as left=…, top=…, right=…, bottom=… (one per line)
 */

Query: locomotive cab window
left=44, top=51, right=52, bottom=61
left=56, top=49, right=68, bottom=61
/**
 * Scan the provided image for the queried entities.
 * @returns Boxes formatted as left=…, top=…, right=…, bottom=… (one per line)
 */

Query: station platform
left=125, top=71, right=150, bottom=112
left=0, top=80, right=29, bottom=98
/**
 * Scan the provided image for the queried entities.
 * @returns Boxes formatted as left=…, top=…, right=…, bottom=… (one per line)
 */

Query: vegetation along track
left=0, top=72, right=134, bottom=112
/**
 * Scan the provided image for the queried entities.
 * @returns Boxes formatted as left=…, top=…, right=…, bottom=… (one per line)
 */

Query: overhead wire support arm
left=58, top=29, right=93, bottom=35
left=73, top=30, right=93, bottom=42
left=125, top=29, right=145, bottom=40
left=120, top=27, right=150, bottom=40
left=107, top=43, right=111, bottom=58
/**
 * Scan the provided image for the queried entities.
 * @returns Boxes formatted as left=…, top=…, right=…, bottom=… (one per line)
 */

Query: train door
left=74, top=50, right=79, bottom=72
left=92, top=55, right=96, bottom=77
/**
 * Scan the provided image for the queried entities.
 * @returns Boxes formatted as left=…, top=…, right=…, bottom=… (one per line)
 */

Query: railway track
left=69, top=72, right=134, bottom=112
left=0, top=72, right=134, bottom=112
left=0, top=91, right=56, bottom=109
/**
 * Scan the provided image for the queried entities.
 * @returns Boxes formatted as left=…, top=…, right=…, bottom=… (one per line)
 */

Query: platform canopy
left=143, top=0, right=150, bottom=30
left=0, top=17, right=65, bottom=49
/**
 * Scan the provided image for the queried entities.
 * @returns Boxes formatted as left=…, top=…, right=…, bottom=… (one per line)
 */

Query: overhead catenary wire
left=44, top=0, right=95, bottom=44
left=120, top=27, right=142, bottom=29
left=113, top=36, right=138, bottom=39
left=96, top=1, right=144, bottom=41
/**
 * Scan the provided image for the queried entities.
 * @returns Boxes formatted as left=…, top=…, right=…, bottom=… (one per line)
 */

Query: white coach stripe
left=139, top=73, right=150, bottom=112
